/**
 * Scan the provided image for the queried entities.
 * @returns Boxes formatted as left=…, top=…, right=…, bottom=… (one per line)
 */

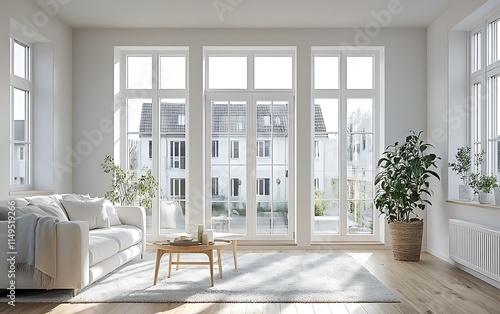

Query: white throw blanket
left=16, top=213, right=59, bottom=287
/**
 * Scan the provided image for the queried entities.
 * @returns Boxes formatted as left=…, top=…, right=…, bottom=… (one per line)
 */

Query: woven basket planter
left=389, top=220, right=424, bottom=261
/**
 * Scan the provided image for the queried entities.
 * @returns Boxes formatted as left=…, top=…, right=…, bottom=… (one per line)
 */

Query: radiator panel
left=449, top=219, right=500, bottom=283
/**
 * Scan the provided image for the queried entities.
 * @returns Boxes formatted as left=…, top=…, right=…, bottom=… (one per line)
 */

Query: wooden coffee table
left=151, top=240, right=232, bottom=287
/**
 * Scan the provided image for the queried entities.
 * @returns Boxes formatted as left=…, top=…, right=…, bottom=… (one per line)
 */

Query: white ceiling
left=48, top=0, right=455, bottom=29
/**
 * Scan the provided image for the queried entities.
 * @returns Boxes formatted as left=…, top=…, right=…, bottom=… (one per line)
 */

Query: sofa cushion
left=60, top=198, right=110, bottom=230
left=38, top=204, right=69, bottom=221
left=88, top=235, right=120, bottom=266
left=89, top=225, right=142, bottom=251
left=104, top=201, right=122, bottom=226
left=24, top=195, right=68, bottom=220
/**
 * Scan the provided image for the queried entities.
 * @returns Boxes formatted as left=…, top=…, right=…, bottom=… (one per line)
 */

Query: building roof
left=138, top=103, right=327, bottom=134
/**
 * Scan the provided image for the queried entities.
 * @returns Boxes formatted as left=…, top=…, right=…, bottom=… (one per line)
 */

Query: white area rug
left=6, top=252, right=399, bottom=303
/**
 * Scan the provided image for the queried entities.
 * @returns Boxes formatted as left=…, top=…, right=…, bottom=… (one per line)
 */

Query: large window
left=206, top=48, right=295, bottom=240
left=119, top=48, right=188, bottom=237
left=312, top=47, right=383, bottom=242
left=469, top=16, right=500, bottom=181
left=10, top=37, right=32, bottom=188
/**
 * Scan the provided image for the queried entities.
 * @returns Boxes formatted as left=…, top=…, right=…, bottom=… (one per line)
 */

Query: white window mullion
left=247, top=95, right=257, bottom=239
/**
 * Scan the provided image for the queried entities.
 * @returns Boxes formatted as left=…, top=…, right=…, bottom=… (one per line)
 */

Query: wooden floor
left=1, top=250, right=499, bottom=314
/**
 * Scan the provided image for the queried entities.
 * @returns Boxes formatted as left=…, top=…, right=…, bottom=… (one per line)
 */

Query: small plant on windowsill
left=468, top=149, right=486, bottom=196
left=470, top=173, right=498, bottom=204
left=448, top=146, right=473, bottom=201
left=101, top=155, right=159, bottom=209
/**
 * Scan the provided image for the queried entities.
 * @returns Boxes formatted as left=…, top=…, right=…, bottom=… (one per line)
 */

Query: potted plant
left=448, top=146, right=473, bottom=201
left=471, top=174, right=498, bottom=204
left=101, top=155, right=159, bottom=209
left=374, top=131, right=440, bottom=261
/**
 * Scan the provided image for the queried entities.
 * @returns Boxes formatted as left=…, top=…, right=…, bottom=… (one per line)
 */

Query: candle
left=202, top=232, right=209, bottom=245
left=205, top=229, right=214, bottom=243
left=198, top=224, right=204, bottom=244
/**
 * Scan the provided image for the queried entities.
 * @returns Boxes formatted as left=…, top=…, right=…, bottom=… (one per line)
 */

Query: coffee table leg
left=176, top=253, right=180, bottom=270
left=168, top=253, right=173, bottom=278
left=206, top=251, right=214, bottom=287
left=232, top=240, right=238, bottom=270
left=154, top=250, right=164, bottom=285
left=217, top=249, right=223, bottom=279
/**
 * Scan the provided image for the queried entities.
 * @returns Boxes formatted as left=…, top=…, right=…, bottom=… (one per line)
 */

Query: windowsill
left=9, top=190, right=53, bottom=197
left=447, top=199, right=500, bottom=210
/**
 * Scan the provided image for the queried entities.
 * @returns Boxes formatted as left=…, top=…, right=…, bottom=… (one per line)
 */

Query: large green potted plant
left=101, top=155, right=159, bottom=209
left=448, top=146, right=473, bottom=201
left=374, top=131, right=441, bottom=261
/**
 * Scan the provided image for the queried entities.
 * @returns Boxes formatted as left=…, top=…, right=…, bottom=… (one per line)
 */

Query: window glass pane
left=314, top=56, right=339, bottom=89
left=13, top=88, right=28, bottom=141
left=474, top=83, right=482, bottom=145
left=314, top=97, right=340, bottom=235
left=211, top=100, right=247, bottom=235
left=208, top=57, right=247, bottom=89
left=126, top=99, right=153, bottom=232
left=347, top=56, right=373, bottom=89
left=347, top=99, right=373, bottom=133
left=473, top=31, right=482, bottom=72
left=13, top=41, right=28, bottom=79
left=315, top=99, right=339, bottom=133
left=127, top=99, right=151, bottom=133
left=127, top=56, right=152, bottom=89
left=160, top=56, right=186, bottom=89
left=12, top=143, right=29, bottom=186
left=254, top=56, right=292, bottom=89
left=159, top=99, right=187, bottom=234
left=497, top=22, right=500, bottom=64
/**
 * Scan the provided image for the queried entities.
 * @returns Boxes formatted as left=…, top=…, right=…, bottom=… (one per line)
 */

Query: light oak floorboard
left=1, top=251, right=499, bottom=314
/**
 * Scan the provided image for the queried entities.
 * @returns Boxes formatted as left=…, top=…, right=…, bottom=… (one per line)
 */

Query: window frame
left=118, top=47, right=189, bottom=240
left=257, top=140, right=270, bottom=158
left=10, top=36, right=33, bottom=190
left=230, top=140, right=240, bottom=159
left=468, top=15, right=500, bottom=179
left=311, top=47, right=384, bottom=243
left=257, top=178, right=271, bottom=196
left=212, top=140, right=219, bottom=158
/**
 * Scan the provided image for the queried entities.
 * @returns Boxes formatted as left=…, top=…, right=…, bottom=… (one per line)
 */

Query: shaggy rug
left=5, top=252, right=399, bottom=303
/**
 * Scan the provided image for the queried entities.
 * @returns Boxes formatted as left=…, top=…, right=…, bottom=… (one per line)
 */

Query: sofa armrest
left=115, top=206, right=146, bottom=253
left=0, top=220, right=89, bottom=290
left=56, top=221, right=89, bottom=289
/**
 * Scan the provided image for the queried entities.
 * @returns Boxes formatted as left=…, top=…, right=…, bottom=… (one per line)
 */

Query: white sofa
left=0, top=194, right=145, bottom=295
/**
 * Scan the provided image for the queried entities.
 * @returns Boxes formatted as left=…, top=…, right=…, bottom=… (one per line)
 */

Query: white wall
left=72, top=27, right=427, bottom=245
left=0, top=0, right=72, bottom=199
left=426, top=0, right=500, bottom=262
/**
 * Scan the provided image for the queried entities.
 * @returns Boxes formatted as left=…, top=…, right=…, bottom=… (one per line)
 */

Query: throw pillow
left=61, top=194, right=94, bottom=201
left=104, top=200, right=122, bottom=226
left=38, top=204, right=70, bottom=221
left=60, top=198, right=110, bottom=230
left=16, top=205, right=48, bottom=217
left=25, top=195, right=68, bottom=218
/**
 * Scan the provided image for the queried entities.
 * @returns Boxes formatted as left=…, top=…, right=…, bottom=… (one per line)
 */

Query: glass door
left=206, top=94, right=294, bottom=241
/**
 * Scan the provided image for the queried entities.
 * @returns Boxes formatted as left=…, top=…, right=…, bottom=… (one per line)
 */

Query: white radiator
left=449, top=219, right=500, bottom=283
